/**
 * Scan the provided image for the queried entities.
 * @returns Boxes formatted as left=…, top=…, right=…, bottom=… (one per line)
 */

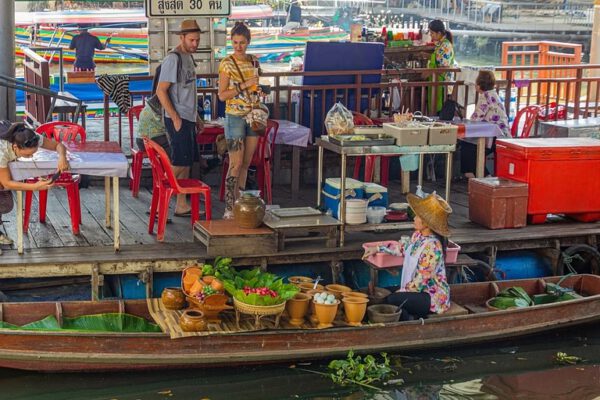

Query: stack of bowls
left=344, top=199, right=368, bottom=224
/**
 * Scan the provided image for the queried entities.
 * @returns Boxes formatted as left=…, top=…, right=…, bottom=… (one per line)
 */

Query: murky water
left=1, top=322, right=600, bottom=399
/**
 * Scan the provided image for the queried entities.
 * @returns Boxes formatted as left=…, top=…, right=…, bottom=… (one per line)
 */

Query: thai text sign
left=147, top=0, right=231, bottom=17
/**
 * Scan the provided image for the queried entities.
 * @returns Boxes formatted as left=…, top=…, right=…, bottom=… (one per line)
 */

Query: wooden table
left=9, top=141, right=128, bottom=254
left=263, top=212, right=341, bottom=250
left=316, top=136, right=455, bottom=246
left=456, top=121, right=505, bottom=178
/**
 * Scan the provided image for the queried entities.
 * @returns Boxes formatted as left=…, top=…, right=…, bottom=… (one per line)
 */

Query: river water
left=1, top=321, right=600, bottom=399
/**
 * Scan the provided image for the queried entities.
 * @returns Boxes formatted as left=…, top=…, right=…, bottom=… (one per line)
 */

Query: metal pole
left=59, top=48, right=64, bottom=93
left=0, top=0, right=15, bottom=120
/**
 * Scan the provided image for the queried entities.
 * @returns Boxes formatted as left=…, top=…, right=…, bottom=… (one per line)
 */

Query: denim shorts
left=224, top=114, right=257, bottom=151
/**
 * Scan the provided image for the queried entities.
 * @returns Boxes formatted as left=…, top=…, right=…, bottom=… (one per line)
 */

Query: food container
left=366, top=206, right=386, bottom=224
left=382, top=122, right=428, bottom=146
left=423, top=122, right=458, bottom=145
left=345, top=199, right=368, bottom=224
left=322, top=178, right=364, bottom=219
left=367, top=304, right=401, bottom=323
left=363, top=182, right=388, bottom=208
left=362, top=240, right=461, bottom=267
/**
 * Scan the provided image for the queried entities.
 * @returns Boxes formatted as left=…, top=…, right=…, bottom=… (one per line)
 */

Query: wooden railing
left=104, top=63, right=600, bottom=145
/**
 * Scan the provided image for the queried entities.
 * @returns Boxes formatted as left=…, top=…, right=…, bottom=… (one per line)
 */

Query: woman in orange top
left=217, top=22, right=262, bottom=219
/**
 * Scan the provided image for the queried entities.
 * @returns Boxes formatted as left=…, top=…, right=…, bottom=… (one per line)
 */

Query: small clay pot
left=367, top=304, right=401, bottom=323
left=342, top=296, right=369, bottom=326
left=233, top=193, right=266, bottom=229
left=342, top=291, right=369, bottom=300
left=179, top=309, right=208, bottom=332
left=161, top=287, right=186, bottom=310
left=299, top=282, right=324, bottom=293
left=359, top=287, right=392, bottom=305
left=325, top=284, right=353, bottom=300
left=313, top=299, right=340, bottom=329
left=285, top=292, right=312, bottom=326
left=288, top=276, right=314, bottom=286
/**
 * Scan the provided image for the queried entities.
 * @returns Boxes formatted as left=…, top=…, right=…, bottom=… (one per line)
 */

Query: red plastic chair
left=351, top=112, right=391, bottom=185
left=25, top=122, right=84, bottom=235
left=511, top=105, right=542, bottom=138
left=143, top=137, right=211, bottom=242
left=218, top=120, right=279, bottom=204
left=127, top=105, right=145, bottom=198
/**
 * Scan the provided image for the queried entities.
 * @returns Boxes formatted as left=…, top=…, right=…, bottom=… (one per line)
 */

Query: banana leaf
left=0, top=313, right=161, bottom=333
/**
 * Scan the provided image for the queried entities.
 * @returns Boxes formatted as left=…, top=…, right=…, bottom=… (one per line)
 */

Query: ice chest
left=496, top=137, right=600, bottom=223
left=468, top=177, right=528, bottom=229
left=382, top=123, right=428, bottom=146
left=363, top=182, right=388, bottom=207
left=423, top=122, right=458, bottom=145
left=322, top=178, right=364, bottom=219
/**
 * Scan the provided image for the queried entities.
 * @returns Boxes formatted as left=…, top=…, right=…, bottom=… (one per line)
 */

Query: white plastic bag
left=324, top=102, right=354, bottom=135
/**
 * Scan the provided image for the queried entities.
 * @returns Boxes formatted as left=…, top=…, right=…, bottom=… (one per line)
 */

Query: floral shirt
left=470, top=89, right=510, bottom=137
left=404, top=231, right=450, bottom=314
left=428, top=38, right=455, bottom=82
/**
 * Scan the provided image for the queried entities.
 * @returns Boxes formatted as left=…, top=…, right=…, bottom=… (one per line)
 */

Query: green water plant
left=327, top=350, right=395, bottom=389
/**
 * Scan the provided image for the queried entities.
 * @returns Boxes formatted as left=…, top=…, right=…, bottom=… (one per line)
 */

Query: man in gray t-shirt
left=156, top=19, right=202, bottom=217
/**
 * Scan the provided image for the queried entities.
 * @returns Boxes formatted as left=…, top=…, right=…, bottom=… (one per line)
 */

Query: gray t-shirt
left=158, top=52, right=197, bottom=123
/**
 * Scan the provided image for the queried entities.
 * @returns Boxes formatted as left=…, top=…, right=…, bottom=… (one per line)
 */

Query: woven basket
left=233, top=298, right=286, bottom=316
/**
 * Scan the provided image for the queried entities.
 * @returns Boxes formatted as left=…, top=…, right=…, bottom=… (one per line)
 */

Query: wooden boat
left=1, top=274, right=600, bottom=372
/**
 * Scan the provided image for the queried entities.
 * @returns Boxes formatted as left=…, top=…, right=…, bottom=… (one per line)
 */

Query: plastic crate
left=363, top=240, right=461, bottom=268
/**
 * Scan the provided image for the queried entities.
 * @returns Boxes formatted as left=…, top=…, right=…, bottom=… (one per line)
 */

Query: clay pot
left=342, top=291, right=369, bottom=301
left=161, top=287, right=186, bottom=310
left=342, top=296, right=369, bottom=326
left=285, top=292, right=312, bottom=326
left=325, top=284, right=353, bottom=300
left=288, top=276, right=314, bottom=286
left=359, top=287, right=392, bottom=305
left=367, top=304, right=401, bottom=323
left=299, top=282, right=324, bottom=293
left=179, top=310, right=208, bottom=332
left=313, top=299, right=340, bottom=329
left=233, top=193, right=266, bottom=229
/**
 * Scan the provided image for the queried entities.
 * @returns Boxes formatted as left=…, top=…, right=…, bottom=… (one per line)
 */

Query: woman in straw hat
left=363, top=193, right=452, bottom=319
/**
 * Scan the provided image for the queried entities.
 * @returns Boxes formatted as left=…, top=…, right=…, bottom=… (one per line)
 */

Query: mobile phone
left=49, top=171, right=61, bottom=183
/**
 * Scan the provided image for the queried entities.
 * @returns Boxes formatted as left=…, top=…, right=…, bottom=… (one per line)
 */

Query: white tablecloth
left=9, top=148, right=128, bottom=181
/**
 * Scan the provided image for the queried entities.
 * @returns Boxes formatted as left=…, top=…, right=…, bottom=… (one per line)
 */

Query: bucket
left=342, top=199, right=367, bottom=224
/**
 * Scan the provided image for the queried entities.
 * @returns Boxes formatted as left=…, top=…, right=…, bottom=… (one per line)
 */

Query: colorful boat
left=0, top=274, right=598, bottom=372
left=15, top=9, right=348, bottom=64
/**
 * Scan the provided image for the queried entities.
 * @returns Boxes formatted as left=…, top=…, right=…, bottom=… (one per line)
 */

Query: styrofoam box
left=424, top=122, right=458, bottom=145
left=382, top=123, right=428, bottom=146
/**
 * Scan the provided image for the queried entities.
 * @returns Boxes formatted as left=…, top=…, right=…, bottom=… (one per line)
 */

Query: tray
left=329, top=134, right=396, bottom=147
left=269, top=207, right=322, bottom=218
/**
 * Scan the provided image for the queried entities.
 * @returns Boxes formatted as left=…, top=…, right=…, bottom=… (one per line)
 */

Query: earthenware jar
left=342, top=296, right=369, bottom=326
left=341, top=291, right=369, bottom=301
left=161, top=287, right=186, bottom=310
left=179, top=310, right=208, bottom=332
left=233, top=192, right=266, bottom=229
left=299, top=282, right=325, bottom=293
left=367, top=304, right=401, bottom=323
left=313, top=299, right=340, bottom=329
left=325, top=284, right=353, bottom=300
left=285, top=292, right=312, bottom=326
left=288, top=276, right=314, bottom=286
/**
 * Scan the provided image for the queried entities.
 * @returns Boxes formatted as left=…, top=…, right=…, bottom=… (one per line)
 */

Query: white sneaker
left=223, top=210, right=234, bottom=220
left=0, top=234, right=13, bottom=245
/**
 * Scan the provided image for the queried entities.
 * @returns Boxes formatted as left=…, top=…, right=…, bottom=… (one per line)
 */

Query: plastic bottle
left=415, top=185, right=425, bottom=198
left=203, top=98, right=211, bottom=121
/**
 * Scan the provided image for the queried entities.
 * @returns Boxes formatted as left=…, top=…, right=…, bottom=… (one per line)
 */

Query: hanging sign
left=146, top=0, right=231, bottom=17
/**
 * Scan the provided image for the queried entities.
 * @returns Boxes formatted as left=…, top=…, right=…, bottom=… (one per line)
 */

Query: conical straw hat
left=407, top=192, right=452, bottom=237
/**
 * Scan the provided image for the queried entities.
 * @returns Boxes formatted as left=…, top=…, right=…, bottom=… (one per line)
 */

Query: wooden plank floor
left=0, top=167, right=598, bottom=269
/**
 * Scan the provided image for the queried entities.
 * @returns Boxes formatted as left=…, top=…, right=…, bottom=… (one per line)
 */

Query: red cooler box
left=496, top=137, right=600, bottom=224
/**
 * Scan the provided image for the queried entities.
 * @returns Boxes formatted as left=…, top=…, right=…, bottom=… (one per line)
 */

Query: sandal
left=0, top=234, right=13, bottom=246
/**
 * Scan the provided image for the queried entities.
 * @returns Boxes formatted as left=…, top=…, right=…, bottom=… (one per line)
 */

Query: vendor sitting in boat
left=362, top=193, right=452, bottom=320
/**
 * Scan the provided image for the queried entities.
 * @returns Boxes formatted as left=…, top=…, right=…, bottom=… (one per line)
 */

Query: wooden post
left=0, top=0, right=15, bottom=121
left=589, top=0, right=600, bottom=100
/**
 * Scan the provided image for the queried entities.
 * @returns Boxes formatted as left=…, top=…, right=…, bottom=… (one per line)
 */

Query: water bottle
left=415, top=185, right=425, bottom=198
left=203, top=98, right=211, bottom=121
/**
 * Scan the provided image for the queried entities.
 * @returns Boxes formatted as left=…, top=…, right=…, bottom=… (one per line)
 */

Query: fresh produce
left=223, top=268, right=299, bottom=306
left=201, top=263, right=214, bottom=276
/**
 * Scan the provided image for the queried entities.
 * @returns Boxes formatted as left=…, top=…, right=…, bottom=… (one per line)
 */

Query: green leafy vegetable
left=328, top=350, right=394, bottom=388
left=0, top=313, right=162, bottom=333
left=222, top=268, right=299, bottom=306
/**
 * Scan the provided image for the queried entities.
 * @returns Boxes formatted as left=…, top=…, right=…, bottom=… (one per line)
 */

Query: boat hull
left=0, top=275, right=598, bottom=372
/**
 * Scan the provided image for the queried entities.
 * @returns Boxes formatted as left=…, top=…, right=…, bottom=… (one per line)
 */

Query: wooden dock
left=0, top=168, right=598, bottom=296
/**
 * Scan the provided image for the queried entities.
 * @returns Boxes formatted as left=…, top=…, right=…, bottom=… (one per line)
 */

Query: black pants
left=459, top=139, right=496, bottom=176
left=386, top=289, right=431, bottom=320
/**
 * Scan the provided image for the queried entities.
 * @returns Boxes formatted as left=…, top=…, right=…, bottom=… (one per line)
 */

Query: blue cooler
left=322, top=178, right=364, bottom=219
left=364, top=183, right=388, bottom=208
